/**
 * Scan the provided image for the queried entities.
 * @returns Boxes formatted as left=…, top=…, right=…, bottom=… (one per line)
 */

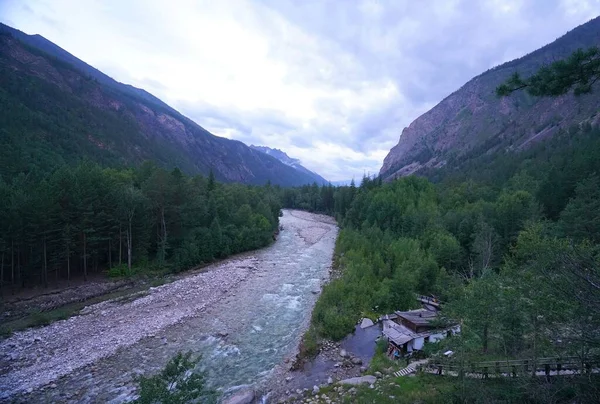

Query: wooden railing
left=415, top=294, right=441, bottom=307
left=426, top=356, right=600, bottom=378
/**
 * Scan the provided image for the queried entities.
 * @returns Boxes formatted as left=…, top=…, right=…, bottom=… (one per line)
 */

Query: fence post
left=495, top=361, right=500, bottom=376
left=512, top=365, right=517, bottom=378
left=557, top=362, right=562, bottom=375
left=524, top=359, right=529, bottom=373
left=483, top=366, right=488, bottom=379
left=437, top=365, right=442, bottom=375
left=545, top=364, right=550, bottom=378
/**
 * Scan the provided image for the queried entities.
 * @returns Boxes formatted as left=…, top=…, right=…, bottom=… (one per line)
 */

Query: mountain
left=0, top=23, right=319, bottom=186
left=380, top=17, right=600, bottom=181
left=250, top=145, right=329, bottom=184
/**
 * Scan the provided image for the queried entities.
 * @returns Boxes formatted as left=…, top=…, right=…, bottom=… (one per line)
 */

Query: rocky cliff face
left=380, top=17, right=600, bottom=181
left=0, top=24, right=319, bottom=187
left=250, top=145, right=329, bottom=184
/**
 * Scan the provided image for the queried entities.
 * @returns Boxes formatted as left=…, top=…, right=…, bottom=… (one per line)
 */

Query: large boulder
left=221, top=389, right=255, bottom=404
left=338, top=376, right=377, bottom=386
left=351, top=357, right=363, bottom=365
left=360, top=318, right=375, bottom=329
left=339, top=349, right=349, bottom=358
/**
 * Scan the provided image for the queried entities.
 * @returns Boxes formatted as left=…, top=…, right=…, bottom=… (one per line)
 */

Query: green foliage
left=108, top=264, right=130, bottom=278
left=27, top=308, right=71, bottom=328
left=291, top=122, right=600, bottom=404
left=298, top=326, right=320, bottom=359
left=497, top=46, right=600, bottom=97
left=134, top=351, right=216, bottom=404
left=558, top=174, right=600, bottom=242
left=0, top=325, right=13, bottom=339
left=0, top=161, right=280, bottom=289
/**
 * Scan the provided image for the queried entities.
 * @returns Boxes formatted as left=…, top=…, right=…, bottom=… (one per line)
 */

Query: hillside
left=0, top=23, right=318, bottom=186
left=250, top=145, right=328, bottom=184
left=380, top=16, right=600, bottom=180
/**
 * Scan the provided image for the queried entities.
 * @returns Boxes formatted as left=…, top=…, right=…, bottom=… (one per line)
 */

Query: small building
left=381, top=308, right=460, bottom=357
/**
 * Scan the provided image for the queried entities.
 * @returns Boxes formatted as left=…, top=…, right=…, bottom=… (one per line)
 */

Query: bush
left=0, top=325, right=13, bottom=339
left=134, top=351, right=216, bottom=404
left=298, top=326, right=320, bottom=359
left=108, top=264, right=129, bottom=278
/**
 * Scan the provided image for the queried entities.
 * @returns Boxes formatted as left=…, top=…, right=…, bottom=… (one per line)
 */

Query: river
left=0, top=210, right=338, bottom=403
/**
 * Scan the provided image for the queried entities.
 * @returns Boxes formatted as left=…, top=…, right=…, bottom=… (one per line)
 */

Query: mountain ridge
left=380, top=16, right=600, bottom=181
left=0, top=23, right=319, bottom=186
left=249, top=145, right=328, bottom=184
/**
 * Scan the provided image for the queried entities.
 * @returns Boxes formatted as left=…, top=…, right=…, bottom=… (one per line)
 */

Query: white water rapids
left=0, top=210, right=337, bottom=403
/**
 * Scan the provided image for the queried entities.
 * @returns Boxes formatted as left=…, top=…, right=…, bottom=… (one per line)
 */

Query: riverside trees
left=0, top=162, right=280, bottom=291
left=288, top=126, right=600, bottom=374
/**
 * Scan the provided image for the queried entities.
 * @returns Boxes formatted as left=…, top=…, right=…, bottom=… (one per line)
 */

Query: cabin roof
left=395, top=308, right=438, bottom=326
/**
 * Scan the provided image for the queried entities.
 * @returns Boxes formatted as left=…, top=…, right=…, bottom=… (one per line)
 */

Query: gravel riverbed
left=0, top=210, right=338, bottom=403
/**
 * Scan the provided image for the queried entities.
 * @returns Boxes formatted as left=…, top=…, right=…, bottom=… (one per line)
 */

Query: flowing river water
left=0, top=210, right=338, bottom=403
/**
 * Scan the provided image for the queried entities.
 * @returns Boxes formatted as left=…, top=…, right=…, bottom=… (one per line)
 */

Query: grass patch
left=1, top=281, right=156, bottom=337
left=367, top=339, right=403, bottom=375
left=294, top=326, right=320, bottom=368
left=0, top=325, right=13, bottom=338
left=349, top=374, right=455, bottom=404
left=28, top=308, right=72, bottom=328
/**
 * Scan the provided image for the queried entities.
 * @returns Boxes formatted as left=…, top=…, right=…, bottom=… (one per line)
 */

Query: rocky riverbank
left=268, top=342, right=399, bottom=404
left=0, top=210, right=339, bottom=403
left=266, top=320, right=388, bottom=404
left=0, top=256, right=261, bottom=399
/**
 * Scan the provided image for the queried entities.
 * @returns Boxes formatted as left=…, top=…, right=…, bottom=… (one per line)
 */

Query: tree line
left=285, top=123, right=600, bottom=401
left=0, top=161, right=281, bottom=294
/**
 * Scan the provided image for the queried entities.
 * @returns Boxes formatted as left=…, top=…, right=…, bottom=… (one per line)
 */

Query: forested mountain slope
left=250, top=145, right=329, bottom=185
left=380, top=16, right=600, bottom=180
left=0, top=24, right=318, bottom=186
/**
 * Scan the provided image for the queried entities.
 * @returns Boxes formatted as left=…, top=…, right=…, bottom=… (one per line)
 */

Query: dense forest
left=285, top=124, right=600, bottom=401
left=0, top=162, right=281, bottom=293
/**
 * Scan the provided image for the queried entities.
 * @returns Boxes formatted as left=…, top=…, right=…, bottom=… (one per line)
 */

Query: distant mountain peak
left=250, top=145, right=328, bottom=184
left=0, top=22, right=321, bottom=186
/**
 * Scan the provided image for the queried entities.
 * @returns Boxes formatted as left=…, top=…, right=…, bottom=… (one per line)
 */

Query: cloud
left=1, top=0, right=598, bottom=180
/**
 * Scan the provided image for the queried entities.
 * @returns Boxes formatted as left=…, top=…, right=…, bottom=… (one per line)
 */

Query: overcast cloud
left=1, top=0, right=598, bottom=180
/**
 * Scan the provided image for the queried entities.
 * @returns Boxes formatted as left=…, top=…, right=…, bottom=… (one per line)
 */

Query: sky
left=1, top=0, right=598, bottom=181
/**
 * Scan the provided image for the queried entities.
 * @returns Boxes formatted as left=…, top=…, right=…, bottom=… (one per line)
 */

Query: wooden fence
left=426, top=356, right=600, bottom=378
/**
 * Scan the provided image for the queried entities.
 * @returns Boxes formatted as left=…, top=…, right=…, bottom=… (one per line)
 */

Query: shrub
left=134, top=351, right=216, bottom=404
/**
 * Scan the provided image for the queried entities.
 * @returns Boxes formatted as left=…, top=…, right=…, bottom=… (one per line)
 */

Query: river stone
left=327, top=376, right=333, bottom=385
left=351, top=357, right=363, bottom=365
left=221, top=389, right=255, bottom=404
left=313, top=385, right=319, bottom=394
left=360, top=318, right=375, bottom=329
left=339, top=349, right=349, bottom=358
left=374, top=371, right=383, bottom=378
left=338, top=376, right=377, bottom=386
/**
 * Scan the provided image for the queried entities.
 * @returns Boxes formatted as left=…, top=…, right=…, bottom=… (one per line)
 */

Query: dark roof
left=395, top=308, right=438, bottom=326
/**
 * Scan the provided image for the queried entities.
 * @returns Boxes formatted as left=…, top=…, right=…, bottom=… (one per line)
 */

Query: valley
left=1, top=6, right=600, bottom=404
left=0, top=210, right=337, bottom=403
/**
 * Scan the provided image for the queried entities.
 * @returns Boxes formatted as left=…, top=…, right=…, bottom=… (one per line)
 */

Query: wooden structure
left=426, top=356, right=600, bottom=379
left=382, top=308, right=459, bottom=357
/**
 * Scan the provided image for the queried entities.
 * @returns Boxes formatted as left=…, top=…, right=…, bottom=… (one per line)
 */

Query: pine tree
left=497, top=46, right=600, bottom=96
